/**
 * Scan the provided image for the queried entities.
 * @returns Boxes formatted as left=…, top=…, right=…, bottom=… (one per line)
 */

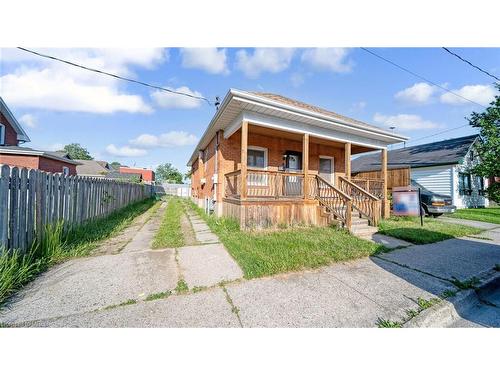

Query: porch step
left=351, top=217, right=369, bottom=226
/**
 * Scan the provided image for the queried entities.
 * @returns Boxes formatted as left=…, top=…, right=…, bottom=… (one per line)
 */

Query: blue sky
left=1, top=47, right=499, bottom=173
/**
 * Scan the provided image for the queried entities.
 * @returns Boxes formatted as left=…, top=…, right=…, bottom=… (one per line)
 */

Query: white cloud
left=151, top=86, right=204, bottom=109
left=105, top=144, right=147, bottom=157
left=0, top=48, right=166, bottom=113
left=19, top=113, right=37, bottom=128
left=440, top=84, right=496, bottom=106
left=180, top=48, right=229, bottom=74
left=350, top=101, right=367, bottom=112
left=130, top=131, right=198, bottom=148
left=1, top=69, right=152, bottom=113
left=290, top=73, right=305, bottom=87
left=395, top=82, right=436, bottom=104
left=301, top=48, right=352, bottom=73
left=373, top=113, right=441, bottom=130
left=46, top=143, right=64, bottom=152
left=235, top=48, right=295, bottom=78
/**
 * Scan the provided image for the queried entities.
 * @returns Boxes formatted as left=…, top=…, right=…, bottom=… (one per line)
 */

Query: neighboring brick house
left=118, top=166, right=155, bottom=184
left=0, top=96, right=79, bottom=175
left=188, top=89, right=407, bottom=231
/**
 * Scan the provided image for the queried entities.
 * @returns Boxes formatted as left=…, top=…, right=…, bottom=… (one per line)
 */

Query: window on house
left=247, top=147, right=267, bottom=169
left=476, top=175, right=485, bottom=196
left=0, top=124, right=5, bottom=145
left=62, top=166, right=70, bottom=176
left=458, top=172, right=472, bottom=195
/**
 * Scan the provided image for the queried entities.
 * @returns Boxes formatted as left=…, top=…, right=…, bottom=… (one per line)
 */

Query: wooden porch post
left=303, top=133, right=309, bottom=199
left=345, top=142, right=351, bottom=180
left=240, top=121, right=248, bottom=200
left=381, top=148, right=389, bottom=218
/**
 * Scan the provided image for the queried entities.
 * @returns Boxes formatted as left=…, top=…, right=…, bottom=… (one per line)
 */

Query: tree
left=61, top=143, right=93, bottom=160
left=155, top=163, right=184, bottom=184
left=469, top=83, right=500, bottom=202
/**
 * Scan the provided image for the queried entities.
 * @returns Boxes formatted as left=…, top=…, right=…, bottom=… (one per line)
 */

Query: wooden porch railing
left=339, top=176, right=381, bottom=225
left=316, top=175, right=352, bottom=229
left=224, top=169, right=307, bottom=200
left=351, top=177, right=385, bottom=199
left=224, top=170, right=241, bottom=199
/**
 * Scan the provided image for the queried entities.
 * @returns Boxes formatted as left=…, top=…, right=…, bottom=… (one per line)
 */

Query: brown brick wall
left=0, top=154, right=77, bottom=175
left=191, top=126, right=346, bottom=201
left=0, top=112, right=20, bottom=146
left=38, top=156, right=77, bottom=175
left=0, top=154, right=39, bottom=169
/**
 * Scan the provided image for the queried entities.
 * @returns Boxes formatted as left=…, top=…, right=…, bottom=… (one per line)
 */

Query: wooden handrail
left=351, top=177, right=384, bottom=182
left=316, top=175, right=352, bottom=229
left=339, top=176, right=379, bottom=200
left=338, top=176, right=381, bottom=226
left=316, top=175, right=352, bottom=201
left=225, top=169, right=241, bottom=177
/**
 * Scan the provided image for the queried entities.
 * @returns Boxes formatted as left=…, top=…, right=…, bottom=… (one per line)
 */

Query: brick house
left=0, top=96, right=79, bottom=175
left=188, top=89, right=408, bottom=232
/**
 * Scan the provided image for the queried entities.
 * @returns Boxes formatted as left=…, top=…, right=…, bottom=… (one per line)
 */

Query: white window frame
left=247, top=146, right=268, bottom=170
left=247, top=146, right=268, bottom=187
left=0, top=123, right=5, bottom=145
left=62, top=166, right=70, bottom=176
left=318, top=155, right=335, bottom=184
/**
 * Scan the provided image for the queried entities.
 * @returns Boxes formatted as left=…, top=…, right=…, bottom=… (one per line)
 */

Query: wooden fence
left=0, top=165, right=153, bottom=254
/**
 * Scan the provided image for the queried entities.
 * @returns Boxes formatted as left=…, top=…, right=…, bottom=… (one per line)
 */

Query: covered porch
left=221, top=121, right=390, bottom=229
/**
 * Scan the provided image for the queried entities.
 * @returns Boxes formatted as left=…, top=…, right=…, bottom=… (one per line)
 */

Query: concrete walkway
left=1, top=205, right=498, bottom=328
left=186, top=210, right=220, bottom=244
left=437, top=216, right=500, bottom=230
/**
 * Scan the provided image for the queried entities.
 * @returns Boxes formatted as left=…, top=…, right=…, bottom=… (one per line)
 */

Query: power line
left=404, top=124, right=470, bottom=146
left=16, top=47, right=213, bottom=106
left=360, top=47, right=487, bottom=108
left=442, top=47, right=499, bottom=81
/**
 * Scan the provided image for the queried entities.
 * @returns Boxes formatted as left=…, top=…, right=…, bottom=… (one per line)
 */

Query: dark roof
left=0, top=96, right=31, bottom=143
left=105, top=171, right=142, bottom=181
left=0, top=145, right=80, bottom=165
left=352, top=134, right=478, bottom=173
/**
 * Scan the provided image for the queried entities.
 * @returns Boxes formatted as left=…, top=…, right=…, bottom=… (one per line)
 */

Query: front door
left=319, top=156, right=334, bottom=184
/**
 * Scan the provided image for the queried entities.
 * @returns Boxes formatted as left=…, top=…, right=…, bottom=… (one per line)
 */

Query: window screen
left=248, top=149, right=266, bottom=168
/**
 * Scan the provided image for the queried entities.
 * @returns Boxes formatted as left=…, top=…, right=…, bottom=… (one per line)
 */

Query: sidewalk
left=1, top=210, right=498, bottom=327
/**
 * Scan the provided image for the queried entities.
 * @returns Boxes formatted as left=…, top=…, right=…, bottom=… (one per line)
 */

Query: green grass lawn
left=187, top=201, right=384, bottom=279
left=152, top=196, right=185, bottom=248
left=378, top=216, right=482, bottom=244
left=1, top=198, right=157, bottom=306
left=447, top=207, right=500, bottom=225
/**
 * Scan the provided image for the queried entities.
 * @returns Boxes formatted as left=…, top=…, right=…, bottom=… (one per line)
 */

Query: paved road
left=1, top=214, right=498, bottom=327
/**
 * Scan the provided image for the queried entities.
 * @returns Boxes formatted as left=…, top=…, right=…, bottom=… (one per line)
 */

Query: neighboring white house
left=352, top=134, right=489, bottom=208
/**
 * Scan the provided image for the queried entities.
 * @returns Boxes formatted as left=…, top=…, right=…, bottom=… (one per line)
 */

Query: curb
left=404, top=270, right=500, bottom=328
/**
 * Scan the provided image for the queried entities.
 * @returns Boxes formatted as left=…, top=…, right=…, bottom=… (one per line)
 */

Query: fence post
left=27, top=169, right=36, bottom=250
left=18, top=168, right=28, bottom=253
left=0, top=165, right=10, bottom=253
left=10, top=167, right=20, bottom=250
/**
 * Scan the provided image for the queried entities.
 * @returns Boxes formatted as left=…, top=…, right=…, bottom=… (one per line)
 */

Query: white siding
left=411, top=165, right=453, bottom=196
left=453, top=149, right=489, bottom=208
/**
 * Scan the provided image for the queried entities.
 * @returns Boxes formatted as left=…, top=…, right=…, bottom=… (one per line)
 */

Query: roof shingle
left=352, top=134, right=478, bottom=173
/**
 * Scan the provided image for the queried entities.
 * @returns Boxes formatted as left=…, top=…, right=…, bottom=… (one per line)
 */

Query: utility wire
left=16, top=47, right=213, bottom=105
left=404, top=124, right=470, bottom=146
left=442, top=47, right=499, bottom=81
left=360, top=47, right=487, bottom=108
